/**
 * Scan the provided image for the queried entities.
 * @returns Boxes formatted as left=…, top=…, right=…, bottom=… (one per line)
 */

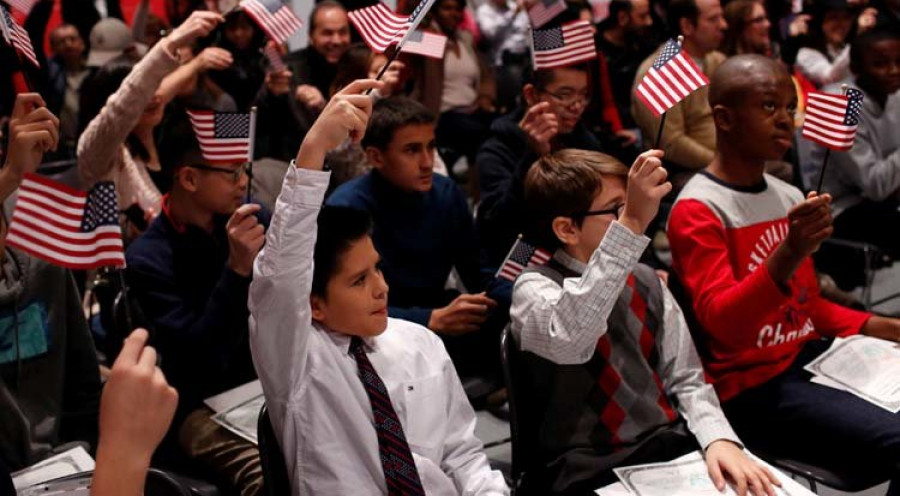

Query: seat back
left=499, top=326, right=544, bottom=493
left=258, top=405, right=292, bottom=496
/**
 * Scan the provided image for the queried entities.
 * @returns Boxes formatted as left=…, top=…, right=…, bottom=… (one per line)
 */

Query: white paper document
left=601, top=451, right=815, bottom=496
left=205, top=379, right=264, bottom=414
left=805, top=335, right=900, bottom=413
left=209, top=390, right=265, bottom=445
left=11, top=446, right=95, bottom=492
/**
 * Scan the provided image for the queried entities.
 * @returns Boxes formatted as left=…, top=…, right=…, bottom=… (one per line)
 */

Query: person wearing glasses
left=510, top=148, right=780, bottom=495
left=476, top=63, right=604, bottom=269
left=123, top=112, right=269, bottom=496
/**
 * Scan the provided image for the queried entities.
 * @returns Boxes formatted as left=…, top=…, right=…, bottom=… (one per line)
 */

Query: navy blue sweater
left=327, top=171, right=509, bottom=327
left=125, top=205, right=269, bottom=420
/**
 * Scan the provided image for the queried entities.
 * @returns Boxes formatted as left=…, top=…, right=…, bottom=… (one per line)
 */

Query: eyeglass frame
left=541, top=89, right=592, bottom=108
left=187, top=162, right=251, bottom=183
left=570, top=203, right=624, bottom=220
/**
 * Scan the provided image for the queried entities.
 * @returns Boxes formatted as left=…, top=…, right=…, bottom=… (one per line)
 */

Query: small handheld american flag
left=1, top=3, right=39, bottom=68
left=187, top=110, right=255, bottom=164
left=240, top=0, right=303, bottom=44
left=5, top=0, right=38, bottom=17
left=400, top=29, right=447, bottom=59
left=802, top=89, right=864, bottom=152
left=496, top=236, right=552, bottom=282
left=6, top=174, right=125, bottom=270
left=349, top=0, right=437, bottom=55
left=530, top=20, right=597, bottom=71
left=263, top=43, right=286, bottom=72
left=634, top=38, right=709, bottom=117
left=528, top=0, right=566, bottom=29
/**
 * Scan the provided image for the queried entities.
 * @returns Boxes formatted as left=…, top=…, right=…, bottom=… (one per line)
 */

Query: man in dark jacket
left=476, top=63, right=604, bottom=267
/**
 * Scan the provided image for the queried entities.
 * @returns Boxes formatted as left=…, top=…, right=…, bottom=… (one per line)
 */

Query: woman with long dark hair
left=795, top=0, right=878, bottom=87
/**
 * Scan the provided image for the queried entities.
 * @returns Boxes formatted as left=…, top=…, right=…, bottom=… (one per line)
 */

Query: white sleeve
left=796, top=46, right=851, bottom=86
left=510, top=221, right=649, bottom=365
left=249, top=166, right=330, bottom=419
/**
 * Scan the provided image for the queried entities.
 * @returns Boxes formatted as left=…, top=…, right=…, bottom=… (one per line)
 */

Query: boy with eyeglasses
left=476, top=63, right=605, bottom=269
left=124, top=113, right=269, bottom=496
left=511, top=148, right=778, bottom=495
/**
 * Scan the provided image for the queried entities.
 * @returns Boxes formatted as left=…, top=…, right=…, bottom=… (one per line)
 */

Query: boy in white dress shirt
left=248, top=79, right=508, bottom=496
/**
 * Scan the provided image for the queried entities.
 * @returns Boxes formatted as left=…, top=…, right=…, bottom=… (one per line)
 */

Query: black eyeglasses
left=188, top=163, right=250, bottom=183
left=571, top=204, right=624, bottom=220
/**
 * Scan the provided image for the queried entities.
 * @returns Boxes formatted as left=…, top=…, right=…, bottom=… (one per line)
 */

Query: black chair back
left=258, top=405, right=292, bottom=496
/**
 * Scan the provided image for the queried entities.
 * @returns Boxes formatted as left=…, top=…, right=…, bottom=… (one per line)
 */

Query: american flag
left=6, top=174, right=125, bottom=270
left=528, top=0, right=566, bottom=29
left=263, top=43, right=286, bottom=72
left=1, top=3, right=39, bottom=68
left=496, top=237, right=552, bottom=282
left=400, top=29, right=446, bottom=59
left=348, top=0, right=437, bottom=54
left=634, top=38, right=709, bottom=117
left=5, top=0, right=38, bottom=17
left=801, top=89, right=864, bottom=151
left=530, top=20, right=596, bottom=70
left=187, top=110, right=254, bottom=164
left=240, top=0, right=303, bottom=44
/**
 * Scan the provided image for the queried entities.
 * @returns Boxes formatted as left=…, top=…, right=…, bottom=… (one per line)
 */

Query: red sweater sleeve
left=668, top=200, right=792, bottom=352
left=807, top=296, right=870, bottom=339
left=596, top=52, right=623, bottom=133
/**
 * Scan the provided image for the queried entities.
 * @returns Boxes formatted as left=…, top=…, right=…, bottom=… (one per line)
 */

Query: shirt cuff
left=697, top=423, right=743, bottom=452
left=599, top=220, right=650, bottom=265
left=282, top=162, right=331, bottom=207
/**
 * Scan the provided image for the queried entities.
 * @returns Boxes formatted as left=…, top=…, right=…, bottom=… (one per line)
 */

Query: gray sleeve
left=833, top=125, right=900, bottom=202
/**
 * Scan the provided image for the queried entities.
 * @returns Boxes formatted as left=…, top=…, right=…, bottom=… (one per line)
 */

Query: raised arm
left=510, top=151, right=670, bottom=364
left=248, top=79, right=382, bottom=416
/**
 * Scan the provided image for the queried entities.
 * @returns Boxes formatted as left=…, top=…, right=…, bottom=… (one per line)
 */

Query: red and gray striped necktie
left=350, top=337, right=426, bottom=495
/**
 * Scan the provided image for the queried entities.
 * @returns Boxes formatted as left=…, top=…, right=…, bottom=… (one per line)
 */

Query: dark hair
left=221, top=11, right=266, bottom=51
left=525, top=62, right=591, bottom=91
left=803, top=0, right=859, bottom=55
left=667, top=0, right=700, bottom=37
left=78, top=61, right=152, bottom=161
left=360, top=97, right=435, bottom=150
left=312, top=206, right=373, bottom=297
left=524, top=149, right=628, bottom=248
left=157, top=109, right=203, bottom=186
left=329, top=43, right=373, bottom=96
left=309, top=0, right=346, bottom=33
left=850, top=29, right=900, bottom=75
left=607, top=0, right=634, bottom=26
left=722, top=0, right=758, bottom=56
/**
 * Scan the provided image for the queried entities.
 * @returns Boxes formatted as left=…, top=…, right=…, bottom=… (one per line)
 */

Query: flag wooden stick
left=814, top=83, right=848, bottom=193
left=247, top=106, right=257, bottom=204
left=366, top=45, right=401, bottom=95
left=117, top=269, right=134, bottom=334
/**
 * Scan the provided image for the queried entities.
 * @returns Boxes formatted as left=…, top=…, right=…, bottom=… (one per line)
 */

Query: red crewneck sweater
left=667, top=171, right=871, bottom=402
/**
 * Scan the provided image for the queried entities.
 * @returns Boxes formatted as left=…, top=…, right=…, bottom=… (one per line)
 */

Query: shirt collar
left=161, top=194, right=188, bottom=234
left=315, top=321, right=382, bottom=355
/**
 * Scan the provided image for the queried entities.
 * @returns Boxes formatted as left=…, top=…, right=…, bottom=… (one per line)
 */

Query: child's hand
left=164, top=11, right=223, bottom=52
left=705, top=440, right=780, bottom=496
left=295, top=79, right=384, bottom=170
left=226, top=203, right=265, bottom=277
left=98, top=329, right=178, bottom=467
left=428, top=293, right=498, bottom=335
left=3, top=93, right=59, bottom=180
left=619, top=150, right=670, bottom=235
left=519, top=102, right=558, bottom=156
left=785, top=191, right=833, bottom=258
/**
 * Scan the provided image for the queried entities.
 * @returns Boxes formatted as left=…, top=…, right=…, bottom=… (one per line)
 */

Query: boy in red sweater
left=668, top=54, right=900, bottom=486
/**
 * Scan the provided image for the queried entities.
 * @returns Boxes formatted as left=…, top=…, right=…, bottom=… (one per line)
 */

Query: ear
left=679, top=17, right=695, bottom=38
left=617, top=10, right=629, bottom=27
left=177, top=167, right=200, bottom=193
left=551, top=216, right=580, bottom=247
left=365, top=146, right=386, bottom=171
left=523, top=84, right=539, bottom=107
left=712, top=104, right=734, bottom=133
left=310, top=294, right=326, bottom=322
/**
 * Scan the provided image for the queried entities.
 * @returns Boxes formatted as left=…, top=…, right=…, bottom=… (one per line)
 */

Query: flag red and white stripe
left=6, top=174, right=125, bottom=270
left=634, top=38, right=709, bottom=116
left=400, top=29, right=446, bottom=58
left=348, top=2, right=410, bottom=53
left=240, top=0, right=303, bottom=44
left=496, top=237, right=552, bottom=282
left=6, top=0, right=38, bottom=17
left=263, top=43, right=286, bottom=72
left=528, top=0, right=566, bottom=29
left=187, top=110, right=254, bottom=164
left=801, top=89, right=864, bottom=151
left=531, top=20, right=596, bottom=70
left=1, top=4, right=39, bottom=67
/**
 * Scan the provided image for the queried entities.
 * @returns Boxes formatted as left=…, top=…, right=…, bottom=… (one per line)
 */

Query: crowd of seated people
left=1, top=0, right=899, bottom=494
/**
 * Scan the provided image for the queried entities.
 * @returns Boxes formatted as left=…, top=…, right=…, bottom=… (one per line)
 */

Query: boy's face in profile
left=368, top=123, right=437, bottom=193
left=725, top=71, right=797, bottom=160
left=559, top=175, right=626, bottom=262
left=312, top=235, right=390, bottom=337
left=182, top=161, right=250, bottom=215
left=859, top=38, right=900, bottom=97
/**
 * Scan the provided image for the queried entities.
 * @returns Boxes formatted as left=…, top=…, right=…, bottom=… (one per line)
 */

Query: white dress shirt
left=510, top=221, right=741, bottom=449
left=248, top=165, right=509, bottom=496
